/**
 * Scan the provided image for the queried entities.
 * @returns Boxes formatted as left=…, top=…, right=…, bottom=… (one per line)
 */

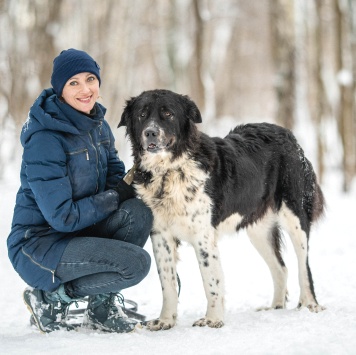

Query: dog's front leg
left=192, top=234, right=225, bottom=328
left=146, top=233, right=179, bottom=331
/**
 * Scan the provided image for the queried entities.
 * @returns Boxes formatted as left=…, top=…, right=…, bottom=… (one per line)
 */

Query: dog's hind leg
left=246, top=210, right=288, bottom=310
left=278, top=203, right=325, bottom=312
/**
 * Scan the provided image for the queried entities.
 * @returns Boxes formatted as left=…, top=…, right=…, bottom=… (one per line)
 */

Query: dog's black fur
left=119, top=89, right=325, bottom=330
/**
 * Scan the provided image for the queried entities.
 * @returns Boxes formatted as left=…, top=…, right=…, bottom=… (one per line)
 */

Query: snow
left=1, top=162, right=356, bottom=355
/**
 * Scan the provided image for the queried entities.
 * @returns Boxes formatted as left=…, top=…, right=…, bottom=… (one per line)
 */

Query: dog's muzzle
left=142, top=125, right=174, bottom=153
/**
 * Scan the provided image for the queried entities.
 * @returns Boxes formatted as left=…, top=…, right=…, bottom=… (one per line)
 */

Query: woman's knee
left=122, top=198, right=153, bottom=225
left=112, top=243, right=151, bottom=287
left=120, top=198, right=153, bottom=244
left=137, top=247, right=151, bottom=280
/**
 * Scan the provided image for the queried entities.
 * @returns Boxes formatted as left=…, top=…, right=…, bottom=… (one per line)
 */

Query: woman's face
left=61, top=72, right=100, bottom=114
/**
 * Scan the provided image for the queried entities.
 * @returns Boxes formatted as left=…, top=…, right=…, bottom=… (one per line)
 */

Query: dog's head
left=118, top=89, right=202, bottom=160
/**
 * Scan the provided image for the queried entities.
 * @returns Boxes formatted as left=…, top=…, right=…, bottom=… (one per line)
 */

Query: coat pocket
left=65, top=147, right=96, bottom=199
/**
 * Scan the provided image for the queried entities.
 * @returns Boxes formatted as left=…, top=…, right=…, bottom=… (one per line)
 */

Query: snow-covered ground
left=1, top=161, right=355, bottom=354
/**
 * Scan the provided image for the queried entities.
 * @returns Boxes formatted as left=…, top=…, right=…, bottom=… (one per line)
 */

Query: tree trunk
left=269, top=0, right=296, bottom=130
left=313, top=0, right=329, bottom=183
left=335, top=0, right=356, bottom=192
left=191, top=0, right=205, bottom=111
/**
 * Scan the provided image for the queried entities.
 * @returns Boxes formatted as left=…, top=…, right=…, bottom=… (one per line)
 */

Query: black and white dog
left=118, top=89, right=325, bottom=331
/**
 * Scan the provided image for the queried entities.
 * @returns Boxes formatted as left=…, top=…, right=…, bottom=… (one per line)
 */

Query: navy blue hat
left=51, top=48, right=101, bottom=96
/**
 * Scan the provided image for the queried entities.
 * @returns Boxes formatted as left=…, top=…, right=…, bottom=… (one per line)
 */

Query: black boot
left=23, top=286, right=77, bottom=333
left=82, top=293, right=138, bottom=333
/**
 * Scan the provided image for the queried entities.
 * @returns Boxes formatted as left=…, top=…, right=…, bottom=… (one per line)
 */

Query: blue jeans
left=55, top=198, right=152, bottom=298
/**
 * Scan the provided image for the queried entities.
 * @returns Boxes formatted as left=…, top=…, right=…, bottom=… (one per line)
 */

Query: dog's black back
left=199, top=123, right=324, bottom=232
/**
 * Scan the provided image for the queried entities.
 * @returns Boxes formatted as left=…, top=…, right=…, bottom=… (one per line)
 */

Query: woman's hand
left=112, top=179, right=136, bottom=203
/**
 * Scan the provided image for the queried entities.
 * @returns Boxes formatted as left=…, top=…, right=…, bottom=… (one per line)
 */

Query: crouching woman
left=7, top=49, right=152, bottom=333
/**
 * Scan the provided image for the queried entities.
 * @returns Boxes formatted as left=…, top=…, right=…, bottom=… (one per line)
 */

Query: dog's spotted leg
left=279, top=204, right=325, bottom=312
left=191, top=233, right=225, bottom=328
left=146, top=233, right=179, bottom=331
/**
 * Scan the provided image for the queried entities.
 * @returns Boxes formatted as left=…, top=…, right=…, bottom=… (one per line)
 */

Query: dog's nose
left=144, top=127, right=159, bottom=138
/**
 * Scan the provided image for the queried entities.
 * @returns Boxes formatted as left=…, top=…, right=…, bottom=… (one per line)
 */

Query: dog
left=118, top=89, right=325, bottom=330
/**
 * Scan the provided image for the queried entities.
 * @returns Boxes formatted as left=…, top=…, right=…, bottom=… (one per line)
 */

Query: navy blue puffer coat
left=7, top=88, right=126, bottom=291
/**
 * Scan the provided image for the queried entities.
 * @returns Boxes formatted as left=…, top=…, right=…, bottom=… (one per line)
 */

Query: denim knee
left=119, top=198, right=153, bottom=247
left=137, top=247, right=151, bottom=282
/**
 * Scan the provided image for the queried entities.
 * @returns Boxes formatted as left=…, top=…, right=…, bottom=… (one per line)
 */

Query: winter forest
left=0, top=0, right=356, bottom=191
left=1, top=1, right=356, bottom=354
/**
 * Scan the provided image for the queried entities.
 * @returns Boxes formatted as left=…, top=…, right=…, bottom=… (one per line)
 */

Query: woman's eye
left=69, top=81, right=78, bottom=86
left=87, top=76, right=95, bottom=82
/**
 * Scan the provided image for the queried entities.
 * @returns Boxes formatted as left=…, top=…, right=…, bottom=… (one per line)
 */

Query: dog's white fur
left=137, top=152, right=224, bottom=329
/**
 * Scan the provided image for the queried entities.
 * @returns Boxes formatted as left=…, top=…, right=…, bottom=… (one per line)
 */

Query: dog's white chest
left=136, top=156, right=212, bottom=240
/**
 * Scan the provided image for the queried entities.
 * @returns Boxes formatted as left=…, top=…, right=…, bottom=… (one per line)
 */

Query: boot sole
left=23, top=290, right=47, bottom=334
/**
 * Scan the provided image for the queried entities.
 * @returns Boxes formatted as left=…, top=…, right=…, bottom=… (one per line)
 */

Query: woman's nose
left=79, top=82, right=91, bottom=92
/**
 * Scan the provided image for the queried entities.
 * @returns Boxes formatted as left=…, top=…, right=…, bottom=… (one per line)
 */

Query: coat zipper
left=88, top=132, right=99, bottom=192
left=66, top=148, right=89, bottom=161
left=21, top=247, right=56, bottom=283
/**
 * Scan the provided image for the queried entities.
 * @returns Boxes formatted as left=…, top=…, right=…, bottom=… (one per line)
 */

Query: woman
left=7, top=49, right=153, bottom=334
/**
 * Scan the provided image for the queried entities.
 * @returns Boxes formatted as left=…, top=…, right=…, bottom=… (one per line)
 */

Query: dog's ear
left=118, top=97, right=134, bottom=128
left=118, top=111, right=127, bottom=128
left=184, top=95, right=202, bottom=124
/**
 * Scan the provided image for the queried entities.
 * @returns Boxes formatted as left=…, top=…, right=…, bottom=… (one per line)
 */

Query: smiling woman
left=7, top=48, right=153, bottom=334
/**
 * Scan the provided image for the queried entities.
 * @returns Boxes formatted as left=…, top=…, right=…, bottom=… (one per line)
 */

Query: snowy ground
left=1, top=162, right=356, bottom=355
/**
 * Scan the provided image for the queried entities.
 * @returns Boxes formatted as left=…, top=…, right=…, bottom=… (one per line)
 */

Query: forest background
left=0, top=0, right=356, bottom=192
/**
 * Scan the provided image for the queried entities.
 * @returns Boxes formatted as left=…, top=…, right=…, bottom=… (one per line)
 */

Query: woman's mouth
left=77, top=96, right=92, bottom=104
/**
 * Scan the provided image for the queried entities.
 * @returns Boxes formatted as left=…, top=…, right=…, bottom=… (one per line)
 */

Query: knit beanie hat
left=51, top=48, right=101, bottom=96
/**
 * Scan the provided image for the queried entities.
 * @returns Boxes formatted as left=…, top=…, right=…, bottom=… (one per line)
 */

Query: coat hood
left=21, top=88, right=107, bottom=146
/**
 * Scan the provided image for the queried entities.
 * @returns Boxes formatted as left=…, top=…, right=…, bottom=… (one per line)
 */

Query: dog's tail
left=302, top=155, right=325, bottom=224
left=271, top=224, right=286, bottom=267
left=311, top=183, right=325, bottom=222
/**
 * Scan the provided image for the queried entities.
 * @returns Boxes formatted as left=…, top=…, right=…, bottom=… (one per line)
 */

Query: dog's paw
left=145, top=318, right=175, bottom=331
left=297, top=302, right=326, bottom=313
left=192, top=317, right=224, bottom=328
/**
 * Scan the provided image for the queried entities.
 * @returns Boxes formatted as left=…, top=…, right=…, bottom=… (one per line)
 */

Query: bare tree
left=334, top=0, right=356, bottom=192
left=191, top=0, right=206, bottom=111
left=311, top=0, right=330, bottom=182
left=269, top=0, right=296, bottom=130
left=351, top=0, right=356, bottom=184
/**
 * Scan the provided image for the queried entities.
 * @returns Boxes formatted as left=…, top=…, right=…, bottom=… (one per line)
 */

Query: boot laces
left=107, top=293, right=127, bottom=319
left=51, top=299, right=83, bottom=320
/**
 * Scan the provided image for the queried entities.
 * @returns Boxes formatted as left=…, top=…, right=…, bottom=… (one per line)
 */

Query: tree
left=269, top=0, right=296, bottom=130
left=312, top=0, right=330, bottom=182
left=335, top=0, right=356, bottom=192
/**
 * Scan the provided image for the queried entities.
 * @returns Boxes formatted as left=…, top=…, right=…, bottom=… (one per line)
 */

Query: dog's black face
left=118, top=90, right=202, bottom=159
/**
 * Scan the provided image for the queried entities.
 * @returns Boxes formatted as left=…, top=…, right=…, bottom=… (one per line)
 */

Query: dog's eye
left=164, top=111, right=173, bottom=118
left=140, top=112, right=147, bottom=118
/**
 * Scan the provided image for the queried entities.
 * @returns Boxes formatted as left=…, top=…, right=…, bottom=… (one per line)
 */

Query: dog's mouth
left=147, top=142, right=159, bottom=152
left=146, top=138, right=174, bottom=153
